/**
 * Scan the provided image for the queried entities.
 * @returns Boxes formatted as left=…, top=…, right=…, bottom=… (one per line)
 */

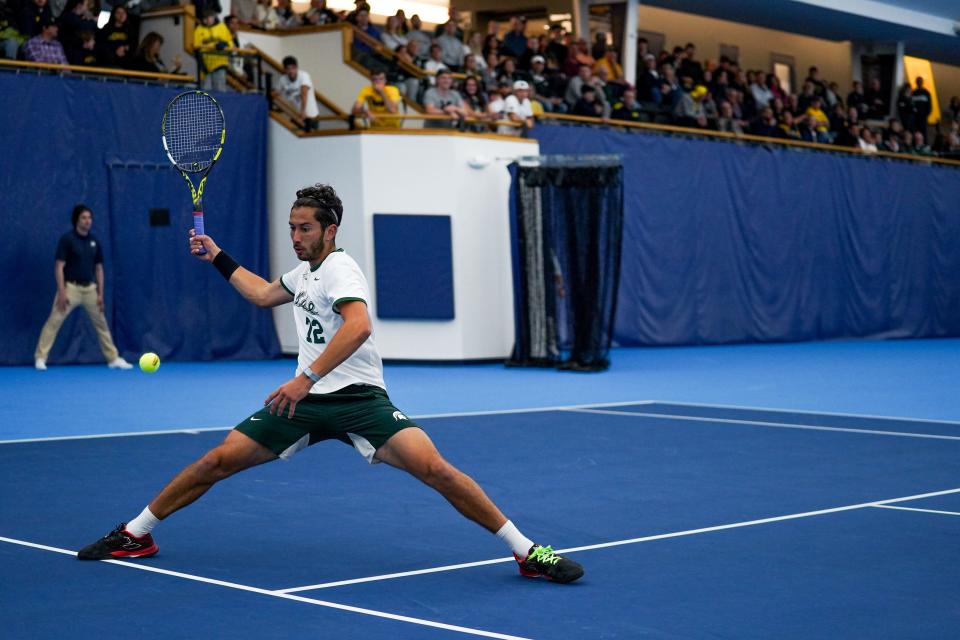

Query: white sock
left=495, top=520, right=534, bottom=558
left=126, top=506, right=160, bottom=537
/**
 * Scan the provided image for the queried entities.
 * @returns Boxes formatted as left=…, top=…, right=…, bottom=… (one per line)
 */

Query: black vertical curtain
left=508, top=158, right=624, bottom=371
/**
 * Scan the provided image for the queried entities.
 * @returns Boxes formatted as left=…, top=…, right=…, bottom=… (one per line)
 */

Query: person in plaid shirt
left=23, top=16, right=67, bottom=64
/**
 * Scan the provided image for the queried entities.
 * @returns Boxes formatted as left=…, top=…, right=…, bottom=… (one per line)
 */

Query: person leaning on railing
left=22, top=15, right=67, bottom=64
left=423, top=68, right=467, bottom=129
left=352, top=69, right=400, bottom=129
left=275, top=55, right=320, bottom=131
left=130, top=31, right=182, bottom=74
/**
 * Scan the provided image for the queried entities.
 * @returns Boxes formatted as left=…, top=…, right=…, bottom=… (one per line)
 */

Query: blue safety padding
left=531, top=124, right=960, bottom=345
left=0, top=74, right=279, bottom=364
left=373, top=214, right=454, bottom=320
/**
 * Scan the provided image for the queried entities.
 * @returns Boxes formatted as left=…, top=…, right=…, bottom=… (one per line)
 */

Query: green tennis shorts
left=234, top=384, right=419, bottom=464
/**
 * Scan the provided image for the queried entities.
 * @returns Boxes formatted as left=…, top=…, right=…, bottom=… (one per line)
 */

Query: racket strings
left=164, top=93, right=224, bottom=172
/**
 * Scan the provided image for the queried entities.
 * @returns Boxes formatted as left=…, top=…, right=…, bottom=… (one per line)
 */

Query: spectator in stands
left=546, top=24, right=566, bottom=66
left=20, top=0, right=52, bottom=39
left=517, top=35, right=539, bottom=71
left=394, top=9, right=408, bottom=34
left=380, top=15, right=406, bottom=50
left=223, top=15, right=253, bottom=80
left=637, top=54, right=660, bottom=104
left=34, top=204, right=133, bottom=371
left=529, top=54, right=565, bottom=113
left=947, top=96, right=959, bottom=123
left=594, top=64, right=621, bottom=105
left=352, top=8, right=380, bottom=54
left=768, top=74, right=787, bottom=104
left=565, top=64, right=596, bottom=108
left=594, top=49, right=624, bottom=84
left=481, top=51, right=499, bottom=89
left=679, top=42, right=702, bottom=83
left=864, top=77, right=887, bottom=118
left=423, top=44, right=447, bottom=84
left=275, top=0, right=301, bottom=30
left=352, top=69, right=400, bottom=128
left=502, top=15, right=526, bottom=58
left=130, top=31, right=181, bottom=73
left=465, top=32, right=485, bottom=70
left=674, top=83, right=708, bottom=129
left=71, top=30, right=99, bottom=64
left=571, top=84, right=604, bottom=118
left=858, top=127, right=878, bottom=153
left=911, top=76, right=932, bottom=136
left=302, top=0, right=337, bottom=25
left=944, top=121, right=960, bottom=153
left=98, top=5, right=135, bottom=67
left=497, top=56, right=522, bottom=86
left=825, top=82, right=842, bottom=109
left=716, top=100, right=745, bottom=134
left=423, top=68, right=467, bottom=128
left=433, top=5, right=463, bottom=39
left=254, top=0, right=278, bottom=30
left=194, top=9, right=232, bottom=91
left=461, top=51, right=481, bottom=77
left=406, top=14, right=431, bottom=59
left=895, top=83, right=916, bottom=133
left=498, top=79, right=534, bottom=136
left=58, top=0, right=96, bottom=65
left=778, top=111, right=801, bottom=140
left=232, top=0, right=257, bottom=25
left=459, top=74, right=489, bottom=124
left=847, top=80, right=866, bottom=115
left=805, top=66, right=826, bottom=97
left=880, top=131, right=901, bottom=153
left=402, top=38, right=425, bottom=68
left=797, top=80, right=817, bottom=113
left=482, top=31, right=499, bottom=59
left=23, top=14, right=66, bottom=62
left=804, top=96, right=830, bottom=142
left=0, top=2, right=24, bottom=60
left=659, top=63, right=681, bottom=111
left=487, top=79, right=510, bottom=123
left=749, top=106, right=781, bottom=137
left=910, top=130, right=932, bottom=155
left=828, top=102, right=847, bottom=137
left=610, top=87, right=643, bottom=123
left=194, top=0, right=223, bottom=22
left=750, top=71, right=773, bottom=108
left=276, top=55, right=320, bottom=130
left=436, top=19, right=463, bottom=71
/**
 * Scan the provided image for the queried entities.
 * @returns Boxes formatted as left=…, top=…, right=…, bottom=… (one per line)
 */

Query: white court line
left=0, top=536, right=530, bottom=640
left=0, top=400, right=656, bottom=445
left=563, top=408, right=960, bottom=442
left=871, top=505, right=960, bottom=517
left=276, top=487, right=960, bottom=594
left=642, top=400, right=960, bottom=427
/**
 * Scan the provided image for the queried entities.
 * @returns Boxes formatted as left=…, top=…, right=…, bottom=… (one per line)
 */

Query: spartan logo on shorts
left=392, top=410, right=408, bottom=422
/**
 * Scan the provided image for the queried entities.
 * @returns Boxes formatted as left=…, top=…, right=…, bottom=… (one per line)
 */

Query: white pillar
left=623, top=0, right=639, bottom=88
left=573, top=0, right=590, bottom=42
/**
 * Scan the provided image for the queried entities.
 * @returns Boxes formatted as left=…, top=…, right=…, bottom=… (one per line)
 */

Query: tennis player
left=78, top=184, right=584, bottom=584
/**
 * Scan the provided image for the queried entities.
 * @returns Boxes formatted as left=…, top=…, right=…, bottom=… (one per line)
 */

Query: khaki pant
left=35, top=282, right=120, bottom=362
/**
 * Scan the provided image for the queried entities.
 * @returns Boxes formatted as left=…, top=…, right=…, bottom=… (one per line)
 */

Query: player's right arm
left=189, top=231, right=293, bottom=308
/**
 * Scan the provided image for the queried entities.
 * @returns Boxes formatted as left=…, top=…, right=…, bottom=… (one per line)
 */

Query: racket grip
left=193, top=213, right=206, bottom=255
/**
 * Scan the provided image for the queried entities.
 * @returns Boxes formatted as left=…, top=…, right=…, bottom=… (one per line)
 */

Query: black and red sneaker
left=514, top=544, right=584, bottom=583
left=77, top=523, right=159, bottom=560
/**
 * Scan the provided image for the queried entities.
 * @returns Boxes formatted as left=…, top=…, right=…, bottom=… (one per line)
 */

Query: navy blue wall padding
left=373, top=214, right=454, bottom=320
left=0, top=74, right=280, bottom=364
left=531, top=124, right=960, bottom=345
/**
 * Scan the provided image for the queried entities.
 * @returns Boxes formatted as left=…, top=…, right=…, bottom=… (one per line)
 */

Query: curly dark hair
left=293, top=184, right=343, bottom=228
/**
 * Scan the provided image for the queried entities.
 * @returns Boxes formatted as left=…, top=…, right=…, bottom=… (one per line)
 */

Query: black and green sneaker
left=515, top=544, right=584, bottom=583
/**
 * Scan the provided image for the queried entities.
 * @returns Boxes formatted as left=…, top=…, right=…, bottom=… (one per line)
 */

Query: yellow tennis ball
left=139, top=352, right=160, bottom=373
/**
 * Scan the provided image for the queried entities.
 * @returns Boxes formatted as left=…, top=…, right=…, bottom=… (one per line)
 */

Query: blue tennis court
left=3, top=369, right=959, bottom=639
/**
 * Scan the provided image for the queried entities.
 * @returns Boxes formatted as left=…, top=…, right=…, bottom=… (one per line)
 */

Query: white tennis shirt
left=280, top=250, right=385, bottom=393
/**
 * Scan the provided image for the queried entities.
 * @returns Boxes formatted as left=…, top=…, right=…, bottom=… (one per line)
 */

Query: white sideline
left=871, top=505, right=960, bottom=517
left=0, top=400, right=655, bottom=444
left=640, top=400, right=960, bottom=427
left=275, top=486, right=960, bottom=594
left=564, top=408, right=960, bottom=441
left=0, top=535, right=530, bottom=640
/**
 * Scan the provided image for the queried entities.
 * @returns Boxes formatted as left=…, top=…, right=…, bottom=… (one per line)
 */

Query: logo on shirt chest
left=294, top=290, right=320, bottom=317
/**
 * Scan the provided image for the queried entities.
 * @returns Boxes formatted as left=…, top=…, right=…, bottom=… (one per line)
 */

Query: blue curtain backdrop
left=531, top=124, right=960, bottom=346
left=0, top=74, right=280, bottom=365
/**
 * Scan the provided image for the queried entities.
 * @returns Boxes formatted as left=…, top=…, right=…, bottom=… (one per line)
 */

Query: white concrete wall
left=268, top=124, right=539, bottom=360
left=241, top=28, right=369, bottom=114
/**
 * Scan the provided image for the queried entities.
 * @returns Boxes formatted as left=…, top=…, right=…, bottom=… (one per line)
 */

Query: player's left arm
left=94, top=263, right=105, bottom=310
left=265, top=301, right=371, bottom=418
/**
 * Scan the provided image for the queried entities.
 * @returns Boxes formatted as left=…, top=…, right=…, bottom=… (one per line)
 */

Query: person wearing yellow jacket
left=193, top=10, right=232, bottom=92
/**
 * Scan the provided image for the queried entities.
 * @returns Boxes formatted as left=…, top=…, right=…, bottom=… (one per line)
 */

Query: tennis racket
left=161, top=90, right=226, bottom=255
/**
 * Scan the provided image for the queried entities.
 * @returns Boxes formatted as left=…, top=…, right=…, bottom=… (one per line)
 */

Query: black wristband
left=212, top=250, right=240, bottom=281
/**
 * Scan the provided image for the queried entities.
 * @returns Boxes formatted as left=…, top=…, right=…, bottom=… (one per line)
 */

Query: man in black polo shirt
left=34, top=204, right=132, bottom=370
